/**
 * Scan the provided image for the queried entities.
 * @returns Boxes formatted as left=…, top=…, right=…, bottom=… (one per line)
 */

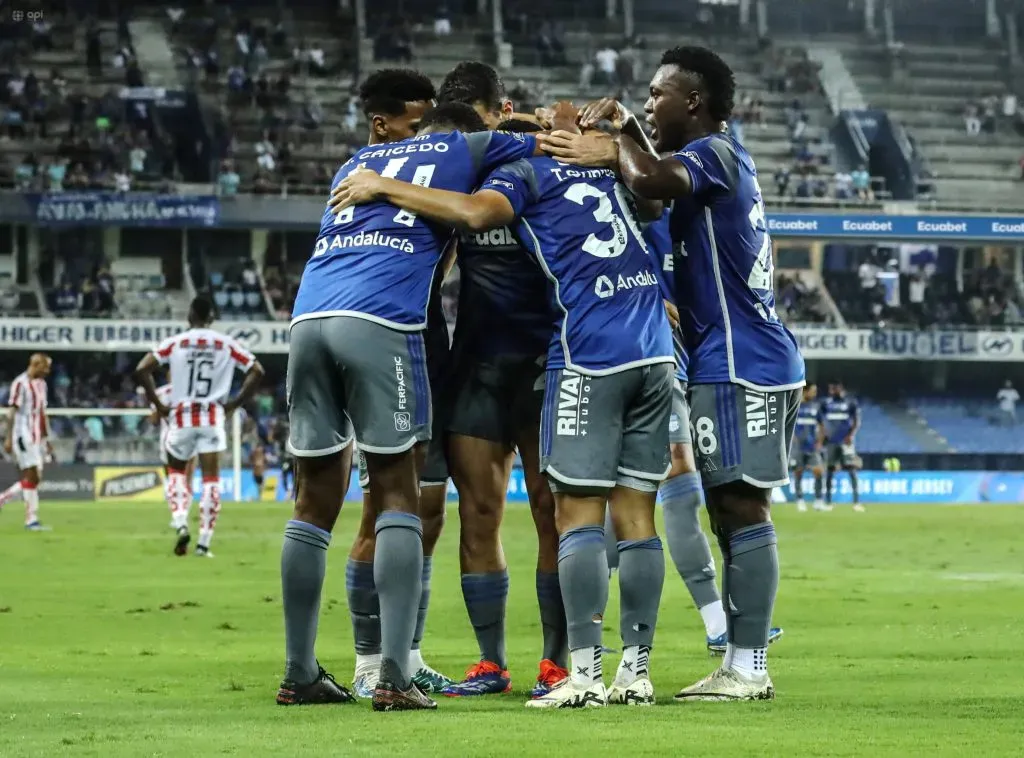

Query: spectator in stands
left=982, top=94, right=998, bottom=134
left=113, top=166, right=131, bottom=192
left=218, top=160, right=240, bottom=196
left=1003, top=90, right=1017, bottom=124
left=95, top=265, right=115, bottom=313
left=14, top=154, right=36, bottom=189
left=79, top=280, right=101, bottom=316
left=53, top=280, right=79, bottom=317
left=774, top=166, right=791, bottom=197
left=47, top=158, right=66, bottom=191
left=964, top=102, right=981, bottom=136
left=834, top=170, right=853, bottom=200
left=86, top=24, right=103, bottom=77
left=31, top=16, right=54, bottom=51
left=907, top=272, right=927, bottom=325
left=3, top=98, right=26, bottom=138
left=434, top=5, right=453, bottom=36
left=996, top=381, right=1019, bottom=426
left=594, top=45, right=619, bottom=88
left=1018, top=155, right=1024, bottom=181
left=851, top=164, right=872, bottom=201
left=129, top=141, right=147, bottom=176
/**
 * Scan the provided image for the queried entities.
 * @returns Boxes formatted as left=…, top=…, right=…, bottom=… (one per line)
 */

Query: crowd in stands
left=49, top=261, right=116, bottom=318
left=1, top=11, right=180, bottom=193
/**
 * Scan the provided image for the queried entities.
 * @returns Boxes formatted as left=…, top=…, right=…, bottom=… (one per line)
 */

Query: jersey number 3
left=564, top=183, right=644, bottom=259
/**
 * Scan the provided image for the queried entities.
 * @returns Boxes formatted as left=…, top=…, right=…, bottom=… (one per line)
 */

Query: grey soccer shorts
left=687, top=382, right=802, bottom=489
left=790, top=449, right=823, bottom=470
left=446, top=353, right=545, bottom=445
left=825, top=443, right=857, bottom=469
left=287, top=315, right=431, bottom=456
left=670, top=378, right=693, bottom=446
left=539, top=363, right=673, bottom=494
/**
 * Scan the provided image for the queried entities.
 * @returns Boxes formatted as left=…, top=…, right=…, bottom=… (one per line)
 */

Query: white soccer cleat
left=813, top=500, right=833, bottom=512
left=607, top=677, right=655, bottom=706
left=674, top=667, right=774, bottom=702
left=352, top=659, right=381, bottom=699
left=524, top=678, right=607, bottom=709
left=796, top=500, right=808, bottom=512
left=852, top=503, right=866, bottom=513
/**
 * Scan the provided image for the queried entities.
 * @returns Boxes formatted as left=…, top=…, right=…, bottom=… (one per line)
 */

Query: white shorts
left=14, top=436, right=43, bottom=471
left=165, top=426, right=227, bottom=463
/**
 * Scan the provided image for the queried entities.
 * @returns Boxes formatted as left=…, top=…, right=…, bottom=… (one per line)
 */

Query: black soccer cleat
left=173, top=526, right=190, bottom=556
left=276, top=666, right=356, bottom=705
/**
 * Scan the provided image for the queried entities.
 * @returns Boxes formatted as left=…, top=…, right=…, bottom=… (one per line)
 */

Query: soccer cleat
left=352, top=659, right=380, bottom=699
left=24, top=521, right=48, bottom=531
left=608, top=677, right=655, bottom=706
left=707, top=627, right=783, bottom=655
left=853, top=503, right=866, bottom=513
left=796, top=500, right=808, bottom=512
left=530, top=659, right=569, bottom=699
left=674, top=667, right=774, bottom=702
left=372, top=680, right=437, bottom=711
left=411, top=663, right=453, bottom=694
left=525, top=677, right=607, bottom=709
left=195, top=545, right=214, bottom=558
left=442, top=660, right=511, bottom=697
left=174, top=526, right=190, bottom=556
left=814, top=500, right=833, bottom=512
left=276, top=666, right=356, bottom=705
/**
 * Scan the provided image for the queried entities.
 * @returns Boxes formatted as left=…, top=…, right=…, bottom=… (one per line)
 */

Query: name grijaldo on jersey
left=594, top=270, right=659, bottom=299
left=314, top=231, right=415, bottom=256
left=744, top=390, right=779, bottom=438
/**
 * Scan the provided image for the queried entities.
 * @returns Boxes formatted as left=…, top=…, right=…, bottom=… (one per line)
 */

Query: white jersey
left=153, top=328, right=255, bottom=429
left=154, top=384, right=173, bottom=434
left=8, top=371, right=48, bottom=445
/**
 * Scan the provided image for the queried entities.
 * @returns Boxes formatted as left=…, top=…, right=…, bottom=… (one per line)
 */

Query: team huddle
left=277, top=46, right=805, bottom=712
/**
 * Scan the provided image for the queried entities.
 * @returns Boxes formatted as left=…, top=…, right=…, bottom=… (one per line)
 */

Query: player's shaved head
left=497, top=118, right=543, bottom=134
left=188, top=296, right=215, bottom=327
left=438, top=61, right=513, bottom=128
left=417, top=102, right=488, bottom=135
left=359, top=68, right=437, bottom=144
left=645, top=45, right=735, bottom=152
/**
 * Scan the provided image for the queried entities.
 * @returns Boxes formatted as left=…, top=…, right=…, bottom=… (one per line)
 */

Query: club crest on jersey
left=744, top=390, right=779, bottom=439
left=394, top=412, right=411, bottom=432
left=556, top=371, right=590, bottom=437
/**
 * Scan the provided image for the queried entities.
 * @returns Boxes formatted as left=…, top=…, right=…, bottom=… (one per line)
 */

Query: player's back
left=482, top=157, right=673, bottom=374
left=293, top=129, right=537, bottom=331
left=645, top=210, right=688, bottom=383
left=155, top=327, right=254, bottom=427
left=669, top=133, right=804, bottom=391
left=454, top=225, right=551, bottom=359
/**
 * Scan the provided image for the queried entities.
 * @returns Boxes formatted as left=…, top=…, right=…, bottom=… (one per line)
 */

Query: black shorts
left=446, top=353, right=545, bottom=446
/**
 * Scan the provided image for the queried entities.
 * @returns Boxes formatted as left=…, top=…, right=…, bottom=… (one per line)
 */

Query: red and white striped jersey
left=153, top=328, right=256, bottom=429
left=8, top=371, right=48, bottom=444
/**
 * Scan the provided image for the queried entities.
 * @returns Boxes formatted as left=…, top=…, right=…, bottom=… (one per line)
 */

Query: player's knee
left=706, top=480, right=770, bottom=534
left=292, top=455, right=345, bottom=531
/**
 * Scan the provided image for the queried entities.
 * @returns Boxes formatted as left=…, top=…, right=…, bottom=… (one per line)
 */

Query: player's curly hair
left=496, top=118, right=543, bottom=134
left=660, top=46, right=735, bottom=123
left=418, top=102, right=487, bottom=133
left=358, top=68, right=436, bottom=118
left=438, top=61, right=508, bottom=113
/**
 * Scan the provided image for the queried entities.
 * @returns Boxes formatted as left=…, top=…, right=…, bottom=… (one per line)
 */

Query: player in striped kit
left=0, top=353, right=53, bottom=530
left=135, top=298, right=265, bottom=557
left=149, top=383, right=197, bottom=532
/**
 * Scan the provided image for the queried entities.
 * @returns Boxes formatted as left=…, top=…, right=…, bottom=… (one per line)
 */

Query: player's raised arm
left=330, top=169, right=518, bottom=233
left=133, top=351, right=168, bottom=416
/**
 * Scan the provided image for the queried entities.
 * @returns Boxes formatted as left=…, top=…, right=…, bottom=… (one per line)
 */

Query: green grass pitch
left=1, top=500, right=1022, bottom=757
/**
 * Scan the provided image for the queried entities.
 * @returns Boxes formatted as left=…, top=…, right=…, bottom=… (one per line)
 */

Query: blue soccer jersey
left=644, top=209, right=688, bottom=384
left=669, top=133, right=804, bottom=390
left=793, top=401, right=820, bottom=454
left=481, top=158, right=674, bottom=375
left=454, top=225, right=552, bottom=359
left=292, top=130, right=537, bottom=330
left=819, top=394, right=859, bottom=445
